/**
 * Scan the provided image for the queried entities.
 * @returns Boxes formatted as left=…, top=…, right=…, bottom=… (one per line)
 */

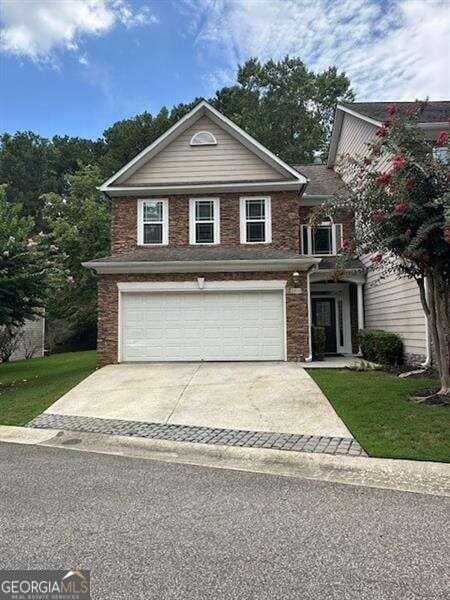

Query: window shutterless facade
left=240, top=197, right=272, bottom=244
left=189, top=198, right=220, bottom=245
left=137, top=198, right=169, bottom=245
left=301, top=218, right=343, bottom=256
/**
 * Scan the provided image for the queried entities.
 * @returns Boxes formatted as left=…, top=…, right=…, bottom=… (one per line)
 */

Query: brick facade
left=111, top=191, right=300, bottom=255
left=97, top=271, right=309, bottom=367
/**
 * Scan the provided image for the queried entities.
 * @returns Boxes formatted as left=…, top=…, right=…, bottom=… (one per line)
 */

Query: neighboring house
left=328, top=101, right=450, bottom=364
left=85, top=100, right=365, bottom=366
left=9, top=317, right=45, bottom=361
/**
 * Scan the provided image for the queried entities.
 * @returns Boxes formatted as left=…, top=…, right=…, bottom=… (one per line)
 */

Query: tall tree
left=212, top=57, right=354, bottom=163
left=0, top=131, right=102, bottom=226
left=43, top=164, right=110, bottom=345
left=0, top=185, right=63, bottom=328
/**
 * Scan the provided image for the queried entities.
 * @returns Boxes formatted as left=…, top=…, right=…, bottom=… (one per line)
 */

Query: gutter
left=99, top=180, right=302, bottom=196
left=82, top=256, right=322, bottom=275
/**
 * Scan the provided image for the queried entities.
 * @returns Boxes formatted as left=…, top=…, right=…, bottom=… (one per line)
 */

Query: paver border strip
left=27, top=413, right=367, bottom=457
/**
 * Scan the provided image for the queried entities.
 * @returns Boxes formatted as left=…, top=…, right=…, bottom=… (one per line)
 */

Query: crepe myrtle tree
left=0, top=185, right=70, bottom=342
left=313, top=102, right=449, bottom=395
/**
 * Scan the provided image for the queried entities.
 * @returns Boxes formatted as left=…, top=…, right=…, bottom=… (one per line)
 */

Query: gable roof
left=100, top=100, right=307, bottom=196
left=292, top=164, right=345, bottom=196
left=339, top=101, right=450, bottom=125
left=327, top=99, right=450, bottom=167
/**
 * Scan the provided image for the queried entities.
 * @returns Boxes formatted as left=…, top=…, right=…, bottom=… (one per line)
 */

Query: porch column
left=357, top=282, right=364, bottom=354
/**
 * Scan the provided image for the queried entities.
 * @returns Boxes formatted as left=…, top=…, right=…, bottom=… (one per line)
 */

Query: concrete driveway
left=44, top=362, right=351, bottom=438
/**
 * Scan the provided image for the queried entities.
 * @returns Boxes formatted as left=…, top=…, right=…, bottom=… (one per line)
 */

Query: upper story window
left=433, top=146, right=448, bottom=165
left=137, top=199, right=168, bottom=245
left=189, top=198, right=220, bottom=245
left=240, top=197, right=272, bottom=244
left=190, top=131, right=217, bottom=146
left=301, top=217, right=343, bottom=256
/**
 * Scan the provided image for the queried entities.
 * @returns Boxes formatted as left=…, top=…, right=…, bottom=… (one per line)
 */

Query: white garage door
left=120, top=290, right=285, bottom=361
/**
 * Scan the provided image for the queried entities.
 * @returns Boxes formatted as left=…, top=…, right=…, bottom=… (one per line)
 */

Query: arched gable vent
left=190, top=131, right=217, bottom=146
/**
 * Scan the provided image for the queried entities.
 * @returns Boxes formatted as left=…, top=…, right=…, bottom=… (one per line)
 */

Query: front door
left=312, top=298, right=337, bottom=354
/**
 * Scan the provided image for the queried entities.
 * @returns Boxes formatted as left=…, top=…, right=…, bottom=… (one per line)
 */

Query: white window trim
left=240, top=196, right=272, bottom=245
left=301, top=221, right=342, bottom=256
left=189, top=198, right=220, bottom=245
left=137, top=198, right=169, bottom=246
left=190, top=131, right=218, bottom=146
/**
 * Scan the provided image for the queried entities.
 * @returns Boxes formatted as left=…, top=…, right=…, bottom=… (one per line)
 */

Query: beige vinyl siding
left=364, top=269, right=426, bottom=360
left=124, top=116, right=283, bottom=185
left=336, top=113, right=391, bottom=182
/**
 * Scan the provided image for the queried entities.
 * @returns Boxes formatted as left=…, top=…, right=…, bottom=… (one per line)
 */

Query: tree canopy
left=0, top=56, right=353, bottom=224
left=0, top=186, right=64, bottom=329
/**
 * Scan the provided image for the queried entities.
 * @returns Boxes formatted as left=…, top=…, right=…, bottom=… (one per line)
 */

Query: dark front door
left=312, top=298, right=337, bottom=354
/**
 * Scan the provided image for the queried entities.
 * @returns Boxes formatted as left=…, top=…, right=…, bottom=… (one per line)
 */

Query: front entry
left=312, top=297, right=337, bottom=354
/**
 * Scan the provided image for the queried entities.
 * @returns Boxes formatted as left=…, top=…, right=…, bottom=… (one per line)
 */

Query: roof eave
left=82, top=256, right=322, bottom=274
left=100, top=180, right=302, bottom=196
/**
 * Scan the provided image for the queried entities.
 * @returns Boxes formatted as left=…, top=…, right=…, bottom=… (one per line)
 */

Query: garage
left=119, top=282, right=286, bottom=362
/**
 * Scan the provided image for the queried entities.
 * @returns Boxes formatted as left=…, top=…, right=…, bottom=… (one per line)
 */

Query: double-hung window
left=301, top=218, right=342, bottom=256
left=138, top=199, right=168, bottom=245
left=240, top=197, right=271, bottom=244
left=189, top=198, right=220, bottom=245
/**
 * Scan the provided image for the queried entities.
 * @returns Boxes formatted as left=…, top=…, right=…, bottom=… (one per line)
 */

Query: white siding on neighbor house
left=364, top=268, right=426, bottom=360
left=123, top=116, right=284, bottom=185
left=10, top=317, right=45, bottom=361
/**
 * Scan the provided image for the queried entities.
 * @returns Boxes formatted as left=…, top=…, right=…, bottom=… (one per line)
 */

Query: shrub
left=359, top=328, right=403, bottom=366
left=312, top=326, right=325, bottom=360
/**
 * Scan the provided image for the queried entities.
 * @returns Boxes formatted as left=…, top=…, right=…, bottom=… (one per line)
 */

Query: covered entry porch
left=309, top=259, right=366, bottom=357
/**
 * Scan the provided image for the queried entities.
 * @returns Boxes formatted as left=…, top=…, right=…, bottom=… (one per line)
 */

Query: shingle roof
left=340, top=101, right=450, bottom=124
left=91, top=246, right=305, bottom=263
left=318, top=256, right=364, bottom=271
left=292, top=164, right=345, bottom=196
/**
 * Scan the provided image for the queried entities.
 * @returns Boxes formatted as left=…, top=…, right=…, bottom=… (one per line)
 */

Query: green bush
left=359, top=329, right=404, bottom=366
left=312, top=326, right=325, bottom=360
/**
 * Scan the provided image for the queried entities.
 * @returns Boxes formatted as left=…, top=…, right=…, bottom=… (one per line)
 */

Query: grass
left=307, top=368, right=450, bottom=463
left=0, top=351, right=97, bottom=426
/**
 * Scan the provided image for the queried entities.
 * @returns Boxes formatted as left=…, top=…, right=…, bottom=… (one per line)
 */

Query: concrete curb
left=0, top=425, right=449, bottom=497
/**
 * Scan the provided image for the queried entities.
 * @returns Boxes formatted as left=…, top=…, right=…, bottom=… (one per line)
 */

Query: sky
left=1, top=0, right=449, bottom=140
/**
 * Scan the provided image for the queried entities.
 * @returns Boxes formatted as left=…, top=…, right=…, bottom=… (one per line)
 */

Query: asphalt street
left=0, top=442, right=448, bottom=599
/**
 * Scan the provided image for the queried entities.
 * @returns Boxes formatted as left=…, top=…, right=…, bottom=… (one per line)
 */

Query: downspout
left=421, top=276, right=432, bottom=368
left=305, top=264, right=319, bottom=362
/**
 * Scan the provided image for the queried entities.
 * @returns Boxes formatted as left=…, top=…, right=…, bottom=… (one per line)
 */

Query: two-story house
left=328, top=100, right=450, bottom=365
left=85, top=100, right=364, bottom=366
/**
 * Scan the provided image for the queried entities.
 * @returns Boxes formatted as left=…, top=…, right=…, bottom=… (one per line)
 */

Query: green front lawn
left=308, top=368, right=449, bottom=463
left=0, top=351, right=97, bottom=426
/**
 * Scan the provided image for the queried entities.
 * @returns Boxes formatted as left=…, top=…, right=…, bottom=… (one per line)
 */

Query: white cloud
left=0, top=0, right=156, bottom=61
left=187, top=0, right=450, bottom=100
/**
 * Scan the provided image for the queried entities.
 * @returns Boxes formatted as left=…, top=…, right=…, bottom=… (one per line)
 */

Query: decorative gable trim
left=100, top=100, right=307, bottom=193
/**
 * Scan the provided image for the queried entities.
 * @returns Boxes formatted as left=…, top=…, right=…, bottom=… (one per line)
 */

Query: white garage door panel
left=121, top=290, right=285, bottom=361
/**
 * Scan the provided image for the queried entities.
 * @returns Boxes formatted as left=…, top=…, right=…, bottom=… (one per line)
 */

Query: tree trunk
left=417, top=274, right=449, bottom=395
left=432, top=272, right=449, bottom=394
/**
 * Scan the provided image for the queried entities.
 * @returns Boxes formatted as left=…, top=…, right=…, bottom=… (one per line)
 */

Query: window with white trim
left=138, top=199, right=168, bottom=245
left=433, top=146, right=448, bottom=165
left=190, top=131, right=217, bottom=146
left=240, top=197, right=271, bottom=244
left=301, top=217, right=342, bottom=255
left=189, top=198, right=220, bottom=245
